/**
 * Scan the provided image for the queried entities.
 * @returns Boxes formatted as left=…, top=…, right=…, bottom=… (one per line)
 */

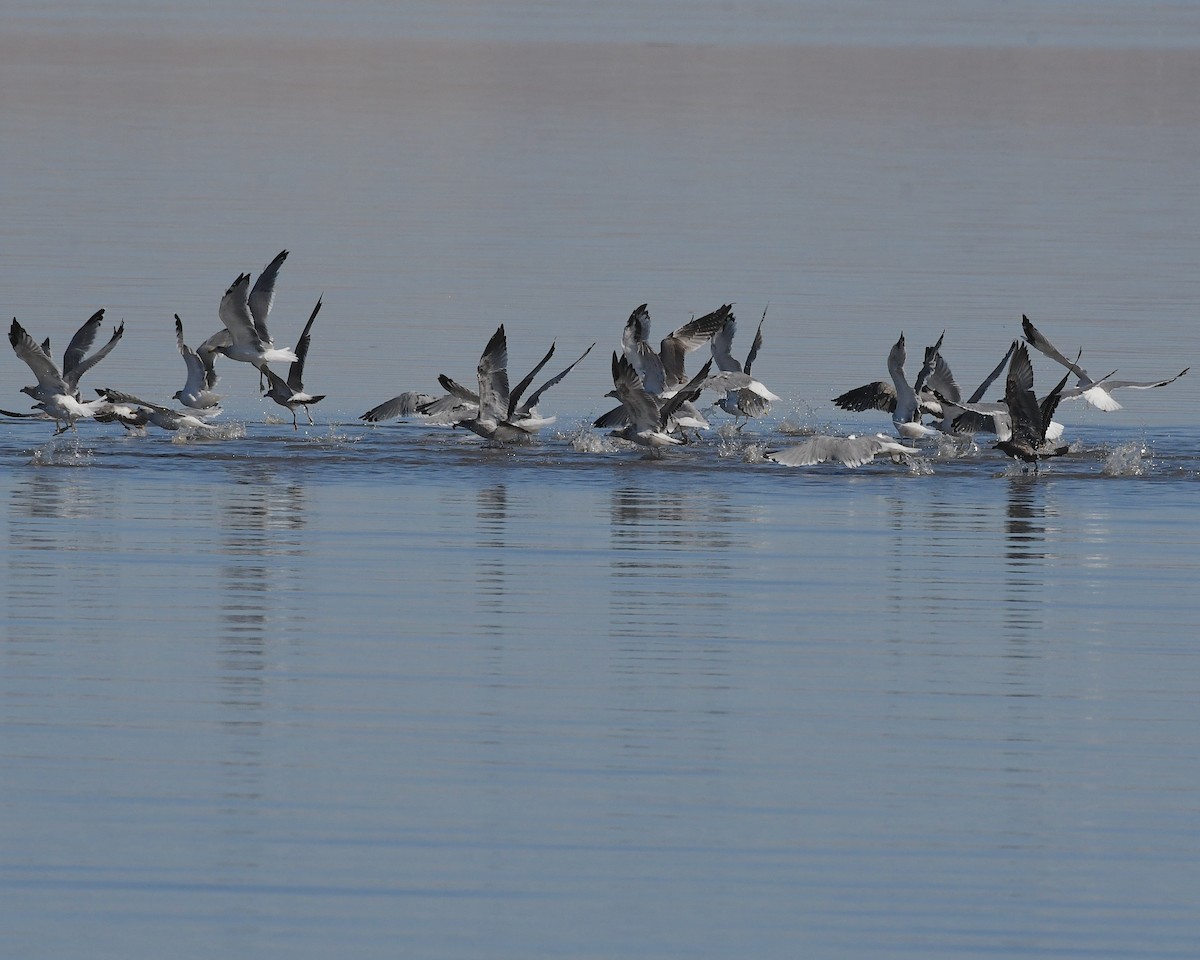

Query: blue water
left=2, top=2, right=1199, bottom=958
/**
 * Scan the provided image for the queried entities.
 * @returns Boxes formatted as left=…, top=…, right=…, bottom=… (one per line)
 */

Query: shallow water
left=3, top=1, right=1200, bottom=957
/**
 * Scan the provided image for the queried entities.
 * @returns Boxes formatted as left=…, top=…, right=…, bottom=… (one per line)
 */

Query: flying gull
left=765, top=433, right=918, bottom=468
left=704, top=305, right=780, bottom=423
left=833, top=332, right=941, bottom=440
left=602, top=351, right=714, bottom=457
left=8, top=316, right=122, bottom=432
left=262, top=297, right=326, bottom=428
left=1022, top=314, right=1187, bottom=411
left=205, top=250, right=298, bottom=384
left=173, top=315, right=224, bottom=413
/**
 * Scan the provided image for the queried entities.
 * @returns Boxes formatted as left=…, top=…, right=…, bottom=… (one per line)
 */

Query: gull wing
left=288, top=297, right=322, bottom=392
left=195, top=332, right=230, bottom=388
left=175, top=316, right=209, bottom=396
left=767, top=434, right=908, bottom=468
left=743, top=306, right=767, bottom=375
left=1003, top=343, right=1046, bottom=446
left=659, top=357, right=714, bottom=426
left=659, top=304, right=730, bottom=389
left=1022, top=315, right=1091, bottom=382
left=967, top=341, right=1017, bottom=403
left=709, top=315, right=741, bottom=373
left=95, top=386, right=172, bottom=416
left=64, top=318, right=124, bottom=391
left=475, top=325, right=510, bottom=419
left=507, top=342, right=555, bottom=418
left=9, top=318, right=68, bottom=393
left=248, top=249, right=289, bottom=340
left=610, top=352, right=660, bottom=431
left=833, top=380, right=897, bottom=413
left=359, top=392, right=438, bottom=422
left=1037, top=350, right=1080, bottom=443
left=218, top=274, right=262, bottom=347
left=61, top=309, right=106, bottom=377
left=518, top=342, right=596, bottom=415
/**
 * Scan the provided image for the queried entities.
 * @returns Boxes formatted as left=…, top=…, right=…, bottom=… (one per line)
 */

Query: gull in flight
left=602, top=351, right=713, bottom=457
left=262, top=297, right=326, bottom=428
left=95, top=388, right=220, bottom=434
left=704, top=305, right=780, bottom=424
left=456, top=325, right=595, bottom=443
left=1022, top=314, right=1187, bottom=411
left=8, top=315, right=123, bottom=432
left=204, top=250, right=298, bottom=384
left=18, top=309, right=125, bottom=402
left=173, top=315, right=224, bottom=413
left=359, top=392, right=440, bottom=423
left=595, top=303, right=729, bottom=433
left=765, top=433, right=918, bottom=468
left=930, top=340, right=1018, bottom=435
left=990, top=342, right=1074, bottom=468
left=833, top=332, right=942, bottom=440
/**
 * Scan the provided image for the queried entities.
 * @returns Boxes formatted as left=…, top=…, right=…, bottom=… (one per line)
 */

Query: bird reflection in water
left=474, top=483, right=509, bottom=643
left=214, top=466, right=308, bottom=880
left=1002, top=477, right=1056, bottom=640
left=6, top=471, right=118, bottom=643
left=608, top=485, right=744, bottom=646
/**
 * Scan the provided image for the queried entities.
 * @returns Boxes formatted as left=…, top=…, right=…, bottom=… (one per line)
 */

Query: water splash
left=741, top=442, right=769, bottom=464
left=171, top=421, right=247, bottom=443
left=29, top=435, right=94, bottom=467
left=1102, top=440, right=1153, bottom=477
left=569, top=427, right=623, bottom=454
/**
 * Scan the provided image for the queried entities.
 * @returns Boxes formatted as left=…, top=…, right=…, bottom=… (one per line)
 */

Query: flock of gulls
left=2, top=250, right=1190, bottom=471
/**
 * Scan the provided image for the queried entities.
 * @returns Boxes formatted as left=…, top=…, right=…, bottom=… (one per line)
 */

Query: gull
left=704, top=305, right=780, bottom=423
left=938, top=341, right=1078, bottom=443
left=623, top=302, right=730, bottom=394
left=359, top=392, right=440, bottom=423
left=207, top=250, right=298, bottom=383
left=262, top=297, right=326, bottom=428
left=16, top=309, right=125, bottom=404
left=456, top=325, right=595, bottom=443
left=992, top=342, right=1074, bottom=468
left=95, top=388, right=219, bottom=434
left=94, top=399, right=152, bottom=433
left=833, top=332, right=941, bottom=440
left=8, top=317, right=120, bottom=432
left=173, top=315, right=223, bottom=413
left=595, top=303, right=729, bottom=433
left=932, top=340, right=1018, bottom=435
left=602, top=351, right=713, bottom=457
left=765, top=433, right=918, bottom=468
left=1022, top=314, right=1188, bottom=411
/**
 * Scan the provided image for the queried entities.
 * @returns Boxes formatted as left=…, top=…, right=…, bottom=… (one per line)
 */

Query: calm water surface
left=2, top=418, right=1198, bottom=959
left=2, top=1, right=1200, bottom=957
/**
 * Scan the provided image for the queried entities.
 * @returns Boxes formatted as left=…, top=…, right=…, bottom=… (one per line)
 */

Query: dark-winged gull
left=263, top=297, right=326, bottom=429
left=992, top=342, right=1074, bottom=468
